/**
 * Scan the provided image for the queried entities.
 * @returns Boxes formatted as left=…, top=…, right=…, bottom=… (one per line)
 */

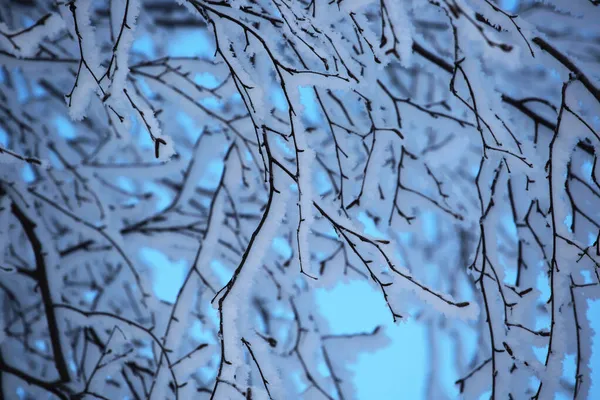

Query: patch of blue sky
left=438, top=332, right=460, bottom=397
left=273, top=236, right=292, bottom=259
left=211, top=259, right=232, bottom=285
left=194, top=72, right=220, bottom=89
left=176, top=111, right=202, bottom=142
left=16, top=387, right=25, bottom=400
left=459, top=322, right=479, bottom=365
left=137, top=77, right=154, bottom=98
left=397, top=231, right=413, bottom=244
left=129, top=113, right=139, bottom=135
left=132, top=34, right=155, bottom=58
left=143, top=181, right=172, bottom=212
left=298, top=86, right=321, bottom=124
left=198, top=353, right=220, bottom=382
left=581, top=270, right=593, bottom=284
left=532, top=345, right=548, bottom=364
left=272, top=302, right=293, bottom=320
left=0, top=126, right=7, bottom=146
left=455, top=275, right=474, bottom=309
left=316, top=171, right=332, bottom=195
left=271, top=86, right=288, bottom=112
left=315, top=251, right=326, bottom=262
left=20, top=15, right=35, bottom=28
left=535, top=313, right=550, bottom=333
left=316, top=280, right=384, bottom=336
left=503, top=213, right=518, bottom=241
left=22, top=164, right=35, bottom=183
left=68, top=358, right=77, bottom=373
left=275, top=135, right=293, bottom=156
left=32, top=82, right=46, bottom=98
left=562, top=353, right=576, bottom=385
left=536, top=267, right=551, bottom=302
left=200, top=96, right=222, bottom=111
left=391, top=250, right=405, bottom=271
left=589, top=232, right=597, bottom=247
left=123, top=197, right=139, bottom=208
left=500, top=0, right=519, bottom=11
left=117, top=176, right=135, bottom=193
left=499, top=253, right=516, bottom=284
left=168, top=29, right=215, bottom=59
left=357, top=211, right=385, bottom=238
left=199, top=159, right=225, bottom=190
left=316, top=279, right=427, bottom=399
left=277, top=324, right=290, bottom=346
left=564, top=214, right=573, bottom=232
left=204, top=297, right=219, bottom=326
left=581, top=160, right=593, bottom=183
left=317, top=358, right=330, bottom=377
left=323, top=227, right=339, bottom=239
left=83, top=290, right=97, bottom=304
left=230, top=92, right=242, bottom=104
left=139, top=247, right=188, bottom=304
left=135, top=119, right=153, bottom=150
left=422, top=262, right=438, bottom=288
left=190, top=320, right=216, bottom=344
left=421, top=211, right=437, bottom=242
left=197, top=194, right=212, bottom=209
left=479, top=391, right=492, bottom=400
left=354, top=322, right=427, bottom=399
left=255, top=312, right=267, bottom=334
left=588, top=299, right=600, bottom=398
left=295, top=276, right=307, bottom=291
left=35, top=339, right=46, bottom=352
left=528, top=376, right=541, bottom=393
left=291, top=371, right=308, bottom=393
left=0, top=67, right=4, bottom=83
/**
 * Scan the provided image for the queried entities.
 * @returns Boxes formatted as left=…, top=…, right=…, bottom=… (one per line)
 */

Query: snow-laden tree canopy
left=1, top=0, right=600, bottom=399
